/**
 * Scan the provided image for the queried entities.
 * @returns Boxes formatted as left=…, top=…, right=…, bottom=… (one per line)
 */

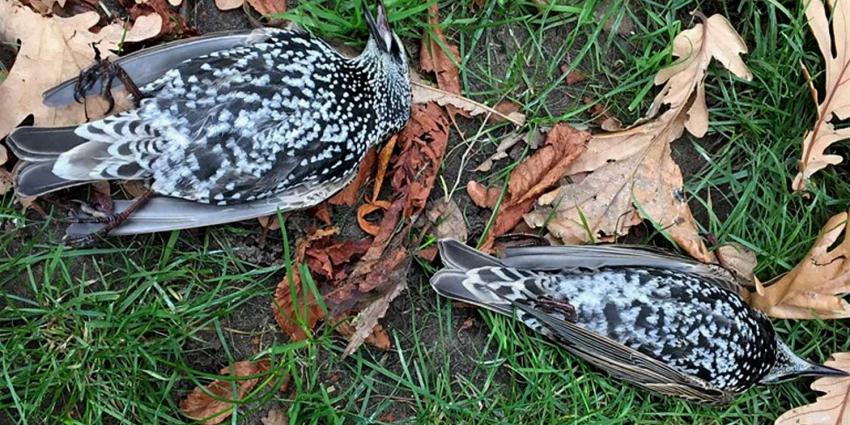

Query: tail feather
left=437, top=239, right=502, bottom=270
left=16, top=161, right=88, bottom=197
left=6, top=126, right=87, bottom=161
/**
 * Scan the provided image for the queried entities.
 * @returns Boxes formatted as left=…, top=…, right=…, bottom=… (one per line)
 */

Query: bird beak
left=803, top=363, right=849, bottom=378
left=364, top=1, right=392, bottom=51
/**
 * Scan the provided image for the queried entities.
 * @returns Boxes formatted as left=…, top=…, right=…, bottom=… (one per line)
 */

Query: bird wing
left=502, top=294, right=735, bottom=404
left=42, top=28, right=279, bottom=107
left=501, top=244, right=741, bottom=294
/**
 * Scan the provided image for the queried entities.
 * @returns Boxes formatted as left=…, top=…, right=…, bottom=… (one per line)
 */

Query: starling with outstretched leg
left=430, top=239, right=847, bottom=403
left=6, top=2, right=411, bottom=241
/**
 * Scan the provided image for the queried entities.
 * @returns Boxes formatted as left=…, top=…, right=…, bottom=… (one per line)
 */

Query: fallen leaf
left=474, top=123, right=590, bottom=252
left=475, top=131, right=527, bottom=172
left=420, top=3, right=466, bottom=117
left=487, top=101, right=522, bottom=124
left=525, top=15, right=751, bottom=262
left=391, top=103, right=450, bottom=217
left=214, top=0, right=241, bottom=10
left=272, top=269, right=323, bottom=341
left=0, top=0, right=162, bottom=139
left=120, top=180, right=150, bottom=198
left=342, top=263, right=407, bottom=356
left=749, top=210, right=850, bottom=319
left=330, top=148, right=376, bottom=206
left=336, top=322, right=391, bottom=351
left=179, top=361, right=264, bottom=425
left=412, top=81, right=526, bottom=126
left=793, top=0, right=850, bottom=192
left=458, top=316, right=475, bottom=333
left=372, top=135, right=398, bottom=202
left=561, top=65, right=587, bottom=85
left=356, top=200, right=391, bottom=236
left=261, top=406, right=287, bottom=425
left=311, top=203, right=332, bottom=225
left=427, top=199, right=468, bottom=242
left=715, top=242, right=757, bottom=285
left=258, top=215, right=281, bottom=231
left=304, top=237, right=371, bottom=281
left=125, top=0, right=193, bottom=38
left=246, top=0, right=284, bottom=15
left=774, top=352, right=850, bottom=424
left=271, top=227, right=337, bottom=340
left=466, top=181, right=501, bottom=208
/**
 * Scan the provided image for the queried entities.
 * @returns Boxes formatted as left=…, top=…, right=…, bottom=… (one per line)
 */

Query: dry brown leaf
left=356, top=200, right=391, bottom=236
left=215, top=0, right=242, bottom=10
left=246, top=0, right=285, bottom=15
left=0, top=0, right=161, bottom=140
left=342, top=266, right=407, bottom=356
left=261, top=406, right=287, bottom=425
left=420, top=3, right=465, bottom=117
left=715, top=242, right=757, bottom=285
left=466, top=181, right=501, bottom=208
left=427, top=198, right=468, bottom=242
left=412, top=81, right=526, bottom=126
left=474, top=132, right=527, bottom=172
left=271, top=227, right=337, bottom=340
left=793, top=0, right=850, bottom=192
left=179, top=361, right=264, bottom=425
left=372, top=135, right=398, bottom=202
left=525, top=15, right=751, bottom=263
left=330, top=147, right=376, bottom=206
left=257, top=214, right=281, bottom=231
left=774, top=352, right=850, bottom=424
left=474, top=124, right=589, bottom=252
left=125, top=0, right=192, bottom=38
left=336, top=322, right=391, bottom=351
left=392, top=102, right=450, bottom=217
left=749, top=210, right=850, bottom=319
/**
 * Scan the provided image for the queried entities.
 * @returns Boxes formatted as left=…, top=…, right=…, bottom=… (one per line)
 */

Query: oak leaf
left=749, top=210, right=850, bottom=319
left=0, top=0, right=161, bottom=139
left=472, top=123, right=590, bottom=252
left=427, top=198, right=468, bottom=243
left=793, top=0, right=850, bottom=192
left=774, top=352, right=850, bottom=424
left=524, top=15, right=751, bottom=263
left=215, top=0, right=284, bottom=15
left=420, top=3, right=465, bottom=118
left=179, top=361, right=264, bottom=425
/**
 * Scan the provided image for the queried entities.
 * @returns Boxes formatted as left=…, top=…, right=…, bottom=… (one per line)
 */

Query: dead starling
left=430, top=239, right=847, bottom=403
left=7, top=2, right=410, bottom=239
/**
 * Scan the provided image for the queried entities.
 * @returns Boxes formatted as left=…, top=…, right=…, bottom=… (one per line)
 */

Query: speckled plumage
left=11, top=13, right=411, bottom=209
left=431, top=240, right=847, bottom=403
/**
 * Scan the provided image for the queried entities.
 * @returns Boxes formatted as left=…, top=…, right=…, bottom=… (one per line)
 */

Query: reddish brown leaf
left=336, top=322, right=391, bottom=351
left=391, top=103, right=450, bottom=217
left=179, top=361, right=264, bottom=425
left=561, top=65, right=587, bottom=85
left=304, top=237, right=371, bottom=281
left=330, top=147, right=376, bottom=206
left=507, top=123, right=590, bottom=203
left=417, top=246, right=438, bottom=261
left=358, top=248, right=407, bottom=293
left=272, top=271, right=323, bottom=341
left=356, top=200, right=391, bottom=236
left=124, top=0, right=195, bottom=37
left=257, top=215, right=281, bottom=230
left=458, top=316, right=476, bottom=333
left=486, top=101, right=522, bottom=124
left=245, top=0, right=285, bottom=15
left=420, top=4, right=467, bottom=117
left=311, top=203, right=332, bottom=226
left=466, top=181, right=501, bottom=209
left=372, top=135, right=398, bottom=203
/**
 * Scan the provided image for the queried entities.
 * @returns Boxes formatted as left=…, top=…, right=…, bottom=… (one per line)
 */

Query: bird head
left=361, top=1, right=411, bottom=132
left=760, top=338, right=848, bottom=384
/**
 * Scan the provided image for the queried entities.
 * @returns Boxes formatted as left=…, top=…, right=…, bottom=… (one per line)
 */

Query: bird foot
left=64, top=190, right=154, bottom=247
left=75, top=43, right=146, bottom=115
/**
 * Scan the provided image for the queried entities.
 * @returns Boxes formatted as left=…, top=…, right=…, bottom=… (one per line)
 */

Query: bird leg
left=66, top=190, right=154, bottom=246
left=74, top=43, right=145, bottom=116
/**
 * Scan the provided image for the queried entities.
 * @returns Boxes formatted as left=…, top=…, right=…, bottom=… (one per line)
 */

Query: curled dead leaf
left=412, top=82, right=526, bottom=126
left=525, top=15, right=751, bottom=263
left=420, top=3, right=466, bottom=118
left=774, top=352, right=850, bottom=425
left=749, top=210, right=850, bottom=319
left=715, top=242, right=757, bottom=286
left=373, top=135, right=398, bottom=202
left=793, top=0, right=850, bottom=192
left=0, top=0, right=162, bottom=138
left=466, top=181, right=501, bottom=209
left=330, top=148, right=376, bottom=206
left=336, top=322, right=391, bottom=351
left=179, top=361, right=264, bottom=425
left=356, top=201, right=391, bottom=236
left=427, top=199, right=468, bottom=243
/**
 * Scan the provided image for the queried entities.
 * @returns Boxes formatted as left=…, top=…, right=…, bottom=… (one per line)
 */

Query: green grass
left=4, top=0, right=850, bottom=423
